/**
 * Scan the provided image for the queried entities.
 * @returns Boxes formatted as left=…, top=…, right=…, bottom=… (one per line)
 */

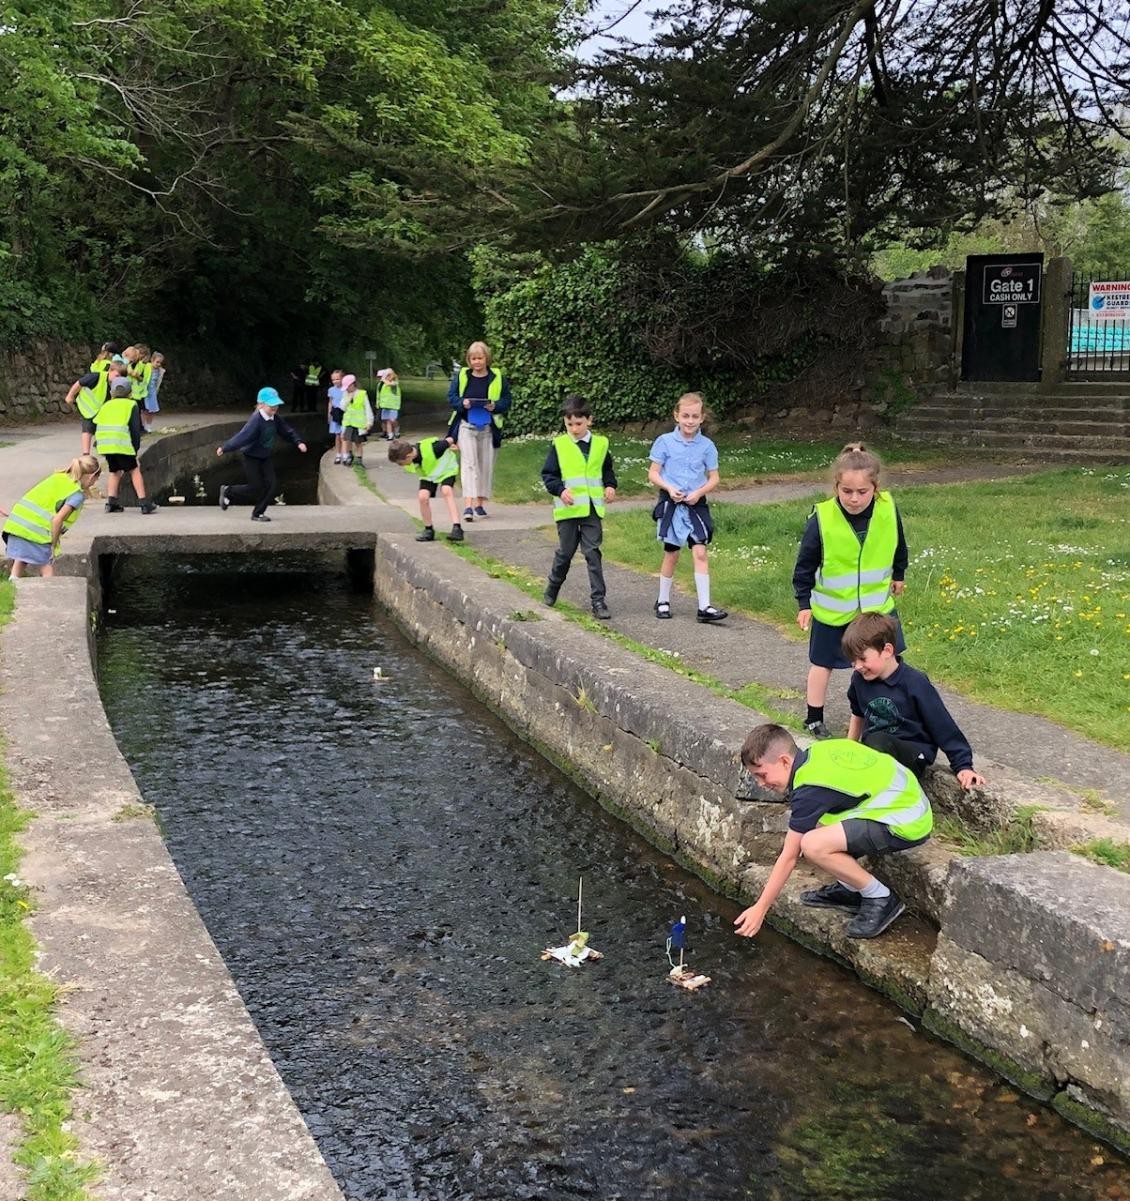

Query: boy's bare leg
left=799, top=825, right=873, bottom=890
left=418, top=490, right=433, bottom=526
left=806, top=664, right=834, bottom=708
left=81, top=432, right=93, bottom=455
left=106, top=472, right=122, bottom=500
left=130, top=467, right=148, bottom=500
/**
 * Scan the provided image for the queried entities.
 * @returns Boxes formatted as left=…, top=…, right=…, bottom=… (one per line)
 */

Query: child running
left=734, top=723, right=932, bottom=941
left=2, top=455, right=102, bottom=577
left=648, top=391, right=727, bottom=623
left=378, top=369, right=402, bottom=441
left=340, top=374, right=373, bottom=467
left=793, top=443, right=907, bottom=739
left=541, top=395, right=617, bottom=619
left=327, top=369, right=346, bottom=463
left=217, top=387, right=308, bottom=521
left=388, top=435, right=464, bottom=542
left=842, top=612, right=986, bottom=789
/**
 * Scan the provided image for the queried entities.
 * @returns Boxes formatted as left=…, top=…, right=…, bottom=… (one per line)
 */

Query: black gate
left=1067, top=274, right=1130, bottom=376
left=961, top=254, right=1044, bottom=382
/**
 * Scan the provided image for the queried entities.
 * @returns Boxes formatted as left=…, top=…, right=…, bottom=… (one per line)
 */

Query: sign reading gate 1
left=1088, top=281, right=1130, bottom=320
left=982, top=263, right=1041, bottom=306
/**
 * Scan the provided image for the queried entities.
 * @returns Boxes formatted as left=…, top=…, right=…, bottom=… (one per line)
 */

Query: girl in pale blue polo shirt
left=646, top=392, right=728, bottom=624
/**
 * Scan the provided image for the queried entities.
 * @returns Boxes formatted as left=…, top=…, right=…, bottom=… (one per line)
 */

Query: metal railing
left=1067, top=274, right=1130, bottom=375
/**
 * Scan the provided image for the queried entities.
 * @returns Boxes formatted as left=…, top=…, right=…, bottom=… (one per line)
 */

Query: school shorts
left=105, top=453, right=138, bottom=472
left=80, top=416, right=96, bottom=435
left=809, top=611, right=906, bottom=669
left=345, top=428, right=368, bottom=445
left=841, top=817, right=927, bottom=857
left=662, top=538, right=707, bottom=552
left=417, top=476, right=457, bottom=497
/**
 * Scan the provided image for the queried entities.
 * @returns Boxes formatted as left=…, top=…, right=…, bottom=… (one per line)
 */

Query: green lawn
left=601, top=467, right=1130, bottom=751
left=0, top=577, right=97, bottom=1199
left=490, top=431, right=949, bottom=505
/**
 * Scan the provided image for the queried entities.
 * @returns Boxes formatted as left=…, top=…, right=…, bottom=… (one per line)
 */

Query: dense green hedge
left=480, top=244, right=865, bottom=435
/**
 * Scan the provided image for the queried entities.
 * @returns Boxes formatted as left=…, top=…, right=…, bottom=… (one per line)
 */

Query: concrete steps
left=895, top=382, right=1130, bottom=460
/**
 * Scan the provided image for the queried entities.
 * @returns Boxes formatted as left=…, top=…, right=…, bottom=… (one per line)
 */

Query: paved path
left=4, top=415, right=1129, bottom=815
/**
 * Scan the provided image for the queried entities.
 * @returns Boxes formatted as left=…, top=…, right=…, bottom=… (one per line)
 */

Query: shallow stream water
left=97, top=554, right=1128, bottom=1201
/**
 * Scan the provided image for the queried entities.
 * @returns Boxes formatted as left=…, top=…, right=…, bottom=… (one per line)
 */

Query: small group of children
left=388, top=436, right=464, bottom=542
left=64, top=342, right=168, bottom=452
left=325, top=373, right=376, bottom=466
left=534, top=390, right=726, bottom=624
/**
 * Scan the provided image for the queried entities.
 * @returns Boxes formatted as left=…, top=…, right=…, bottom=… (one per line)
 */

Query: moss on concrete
left=1051, top=1090, right=1130, bottom=1157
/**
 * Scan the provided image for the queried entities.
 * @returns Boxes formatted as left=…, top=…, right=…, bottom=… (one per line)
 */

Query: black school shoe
left=801, top=882, right=861, bottom=912
left=105, top=499, right=124, bottom=513
left=138, top=499, right=158, bottom=515
left=251, top=514, right=272, bottom=522
left=446, top=526, right=464, bottom=542
left=416, top=527, right=436, bottom=542
left=592, top=601, right=611, bottom=620
left=543, top=585, right=559, bottom=607
left=697, top=605, right=728, bottom=623
left=846, top=892, right=906, bottom=939
left=654, top=600, right=672, bottom=619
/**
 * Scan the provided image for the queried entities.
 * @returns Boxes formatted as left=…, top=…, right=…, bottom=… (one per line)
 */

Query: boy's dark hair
left=740, top=723, right=798, bottom=768
left=562, top=394, right=591, bottom=419
left=841, top=612, right=899, bottom=661
left=388, top=438, right=415, bottom=464
left=101, top=341, right=121, bottom=355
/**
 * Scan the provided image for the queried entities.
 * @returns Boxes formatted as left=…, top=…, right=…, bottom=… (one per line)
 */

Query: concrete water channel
left=81, top=456, right=1122, bottom=1199
left=2, top=425, right=1128, bottom=1197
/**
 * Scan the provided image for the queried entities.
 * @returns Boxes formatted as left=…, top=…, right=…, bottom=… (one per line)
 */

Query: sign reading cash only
left=982, top=262, right=1041, bottom=305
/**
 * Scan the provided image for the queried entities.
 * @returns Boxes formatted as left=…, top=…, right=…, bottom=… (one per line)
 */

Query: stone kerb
left=928, top=852, right=1130, bottom=1147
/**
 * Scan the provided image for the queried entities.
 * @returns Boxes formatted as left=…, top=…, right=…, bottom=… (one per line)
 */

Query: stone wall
left=0, top=339, right=245, bottom=424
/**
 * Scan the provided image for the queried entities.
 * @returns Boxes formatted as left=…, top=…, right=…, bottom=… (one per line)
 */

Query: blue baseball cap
left=257, top=387, right=283, bottom=406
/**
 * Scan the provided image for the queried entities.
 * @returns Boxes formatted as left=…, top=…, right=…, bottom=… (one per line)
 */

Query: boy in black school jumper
left=541, top=395, right=618, bottom=619
left=388, top=435, right=464, bottom=542
left=735, top=723, right=933, bottom=940
left=842, top=612, right=986, bottom=790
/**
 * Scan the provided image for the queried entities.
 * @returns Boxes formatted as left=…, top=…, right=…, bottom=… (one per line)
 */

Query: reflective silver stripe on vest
left=809, top=589, right=861, bottom=613
left=816, top=567, right=893, bottom=589
left=5, top=512, right=47, bottom=539
left=842, top=764, right=930, bottom=827
left=14, top=499, right=53, bottom=522
left=553, top=475, right=603, bottom=508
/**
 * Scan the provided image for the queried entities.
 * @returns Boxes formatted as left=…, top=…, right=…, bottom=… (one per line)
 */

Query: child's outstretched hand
left=797, top=608, right=812, bottom=631
left=956, top=768, right=985, bottom=790
left=603, top=487, right=616, bottom=503
left=734, top=906, right=764, bottom=938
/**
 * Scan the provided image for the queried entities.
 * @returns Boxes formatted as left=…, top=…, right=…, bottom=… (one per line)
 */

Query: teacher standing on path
left=448, top=341, right=511, bottom=522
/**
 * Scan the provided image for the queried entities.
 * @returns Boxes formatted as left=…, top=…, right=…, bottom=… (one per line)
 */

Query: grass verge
left=490, top=431, right=950, bottom=506
left=601, top=467, right=1130, bottom=751
left=935, top=807, right=1044, bottom=857
left=1073, top=838, right=1130, bottom=873
left=444, top=542, right=800, bottom=728
left=0, top=578, right=97, bottom=1199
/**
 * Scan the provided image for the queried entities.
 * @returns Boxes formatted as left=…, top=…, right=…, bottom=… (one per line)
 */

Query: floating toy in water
left=542, top=876, right=603, bottom=968
left=372, top=666, right=388, bottom=682
left=666, top=915, right=710, bottom=990
left=167, top=495, right=186, bottom=505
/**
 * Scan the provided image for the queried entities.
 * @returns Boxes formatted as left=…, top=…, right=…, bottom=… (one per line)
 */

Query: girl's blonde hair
left=59, top=455, right=102, bottom=492
left=832, top=442, right=882, bottom=486
left=674, top=391, right=705, bottom=414
left=150, top=351, right=165, bottom=367
left=466, top=341, right=492, bottom=367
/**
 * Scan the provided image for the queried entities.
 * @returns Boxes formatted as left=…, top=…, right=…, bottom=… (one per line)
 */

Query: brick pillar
left=1039, top=256, right=1073, bottom=391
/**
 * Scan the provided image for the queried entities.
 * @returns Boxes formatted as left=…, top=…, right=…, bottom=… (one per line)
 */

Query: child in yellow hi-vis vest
left=340, top=374, right=374, bottom=467
left=388, top=435, right=463, bottom=542
left=793, top=443, right=908, bottom=740
left=734, top=723, right=932, bottom=941
left=540, top=395, right=617, bottom=620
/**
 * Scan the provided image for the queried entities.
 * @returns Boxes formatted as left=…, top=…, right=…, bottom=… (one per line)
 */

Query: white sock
left=860, top=879, right=890, bottom=899
left=694, top=572, right=710, bottom=609
left=658, top=575, right=673, bottom=604
left=835, top=879, right=859, bottom=893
